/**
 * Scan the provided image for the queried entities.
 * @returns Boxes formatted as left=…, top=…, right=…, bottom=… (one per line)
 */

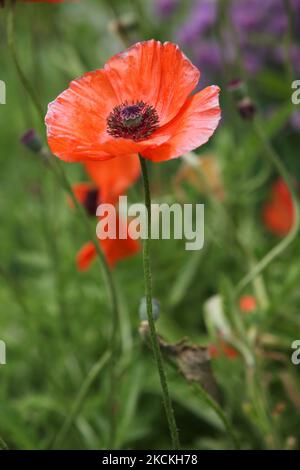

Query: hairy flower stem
left=237, top=118, right=300, bottom=292
left=7, top=1, right=120, bottom=448
left=139, top=155, right=180, bottom=450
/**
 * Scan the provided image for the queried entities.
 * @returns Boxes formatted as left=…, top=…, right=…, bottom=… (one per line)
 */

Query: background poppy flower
left=262, top=178, right=295, bottom=237
left=208, top=341, right=239, bottom=360
left=46, top=40, right=221, bottom=163
left=84, top=154, right=140, bottom=205
left=239, top=295, right=257, bottom=313
left=70, top=156, right=140, bottom=270
left=70, top=182, right=100, bottom=216
left=77, top=218, right=140, bottom=271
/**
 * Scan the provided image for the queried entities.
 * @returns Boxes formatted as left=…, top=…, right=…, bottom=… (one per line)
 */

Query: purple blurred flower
left=195, top=41, right=221, bottom=70
left=155, top=0, right=178, bottom=17
left=274, top=44, right=300, bottom=75
left=242, top=46, right=268, bottom=74
left=177, top=0, right=217, bottom=45
left=231, top=0, right=282, bottom=34
left=175, top=0, right=300, bottom=83
left=21, top=130, right=43, bottom=154
left=290, top=111, right=300, bottom=131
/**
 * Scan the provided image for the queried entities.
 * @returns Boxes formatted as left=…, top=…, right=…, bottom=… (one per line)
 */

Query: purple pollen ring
left=107, top=101, right=159, bottom=141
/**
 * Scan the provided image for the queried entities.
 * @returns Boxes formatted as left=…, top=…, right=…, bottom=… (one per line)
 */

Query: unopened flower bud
left=20, top=129, right=43, bottom=154
left=237, top=97, right=256, bottom=120
left=227, top=78, right=245, bottom=95
left=139, top=297, right=160, bottom=322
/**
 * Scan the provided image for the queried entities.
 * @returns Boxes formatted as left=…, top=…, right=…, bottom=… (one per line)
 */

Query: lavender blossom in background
left=166, top=0, right=300, bottom=83
left=177, top=0, right=216, bottom=45
left=290, top=111, right=300, bottom=131
left=154, top=0, right=179, bottom=17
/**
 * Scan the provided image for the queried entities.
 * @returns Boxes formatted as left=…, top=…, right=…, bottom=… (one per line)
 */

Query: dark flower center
left=107, top=101, right=159, bottom=141
left=84, top=188, right=99, bottom=216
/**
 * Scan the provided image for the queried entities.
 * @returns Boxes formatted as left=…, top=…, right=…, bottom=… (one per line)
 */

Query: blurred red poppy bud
left=237, top=97, right=256, bottom=120
left=139, top=297, right=160, bottom=322
left=263, top=178, right=294, bottom=236
left=227, top=78, right=246, bottom=98
left=239, top=295, right=257, bottom=313
left=20, top=129, right=43, bottom=154
left=208, top=341, right=239, bottom=360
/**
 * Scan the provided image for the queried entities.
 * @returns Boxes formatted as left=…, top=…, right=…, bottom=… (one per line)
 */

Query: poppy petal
left=99, top=215, right=140, bottom=267
left=84, top=154, right=140, bottom=204
left=71, top=182, right=94, bottom=206
left=76, top=242, right=97, bottom=271
left=77, top=220, right=140, bottom=271
left=105, top=40, right=200, bottom=126
left=46, top=69, right=120, bottom=162
left=262, top=179, right=294, bottom=236
left=45, top=69, right=169, bottom=162
left=141, top=86, right=221, bottom=162
left=263, top=205, right=293, bottom=236
left=100, top=232, right=140, bottom=268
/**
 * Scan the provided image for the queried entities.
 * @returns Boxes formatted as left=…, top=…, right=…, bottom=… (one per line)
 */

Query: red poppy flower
left=239, top=295, right=257, bottom=313
left=84, top=153, right=140, bottom=205
left=71, top=156, right=140, bottom=270
left=208, top=341, right=239, bottom=360
left=46, top=40, right=221, bottom=163
left=77, top=217, right=140, bottom=270
left=262, top=178, right=294, bottom=236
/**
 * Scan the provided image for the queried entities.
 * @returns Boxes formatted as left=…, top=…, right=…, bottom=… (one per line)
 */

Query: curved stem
left=7, top=0, right=44, bottom=121
left=139, top=155, right=180, bottom=450
left=237, top=118, right=300, bottom=293
left=7, top=2, right=120, bottom=448
left=192, top=384, right=240, bottom=450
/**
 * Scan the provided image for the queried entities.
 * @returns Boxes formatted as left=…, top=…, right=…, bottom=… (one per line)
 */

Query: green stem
left=7, top=2, right=120, bottom=448
left=192, top=384, right=240, bottom=450
left=7, top=0, right=44, bottom=121
left=139, top=155, right=180, bottom=450
left=51, top=351, right=111, bottom=449
left=237, top=118, right=300, bottom=293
